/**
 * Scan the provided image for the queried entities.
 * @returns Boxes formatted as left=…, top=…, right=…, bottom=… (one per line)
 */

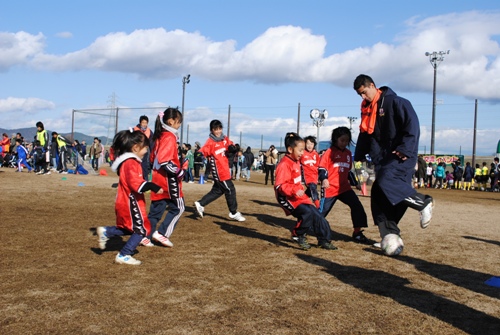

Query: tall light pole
left=425, top=50, right=449, bottom=154
left=310, top=109, right=328, bottom=141
left=180, top=74, right=190, bottom=145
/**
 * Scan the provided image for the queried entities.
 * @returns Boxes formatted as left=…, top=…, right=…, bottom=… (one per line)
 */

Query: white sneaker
left=188, top=180, right=194, bottom=183
left=152, top=231, right=174, bottom=247
left=419, top=197, right=434, bottom=229
left=115, top=253, right=141, bottom=265
left=229, top=212, right=246, bottom=222
left=194, top=201, right=204, bottom=218
left=373, top=242, right=381, bottom=248
left=140, top=237, right=154, bottom=247
left=97, top=227, right=108, bottom=250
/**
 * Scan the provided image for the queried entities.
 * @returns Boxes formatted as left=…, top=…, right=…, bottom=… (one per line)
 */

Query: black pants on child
left=320, top=189, right=368, bottom=229
left=291, top=204, right=332, bottom=244
left=198, top=179, right=238, bottom=214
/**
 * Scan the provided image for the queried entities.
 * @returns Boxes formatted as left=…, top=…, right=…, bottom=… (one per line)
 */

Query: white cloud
left=0, top=31, right=45, bottom=71
left=0, top=97, right=55, bottom=113
left=1, top=11, right=497, bottom=102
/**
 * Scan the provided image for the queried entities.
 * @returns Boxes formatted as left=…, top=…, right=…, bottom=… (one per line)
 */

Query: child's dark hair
left=111, top=129, right=149, bottom=157
left=15, top=138, right=22, bottom=144
left=139, top=115, right=149, bottom=123
left=36, top=121, right=44, bottom=130
left=331, top=126, right=353, bottom=148
left=303, top=135, right=317, bottom=147
left=284, top=132, right=304, bottom=149
left=209, top=119, right=223, bottom=131
left=152, top=107, right=183, bottom=142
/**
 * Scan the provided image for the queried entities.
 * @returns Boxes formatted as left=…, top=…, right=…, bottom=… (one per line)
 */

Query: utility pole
left=180, top=74, right=190, bottom=145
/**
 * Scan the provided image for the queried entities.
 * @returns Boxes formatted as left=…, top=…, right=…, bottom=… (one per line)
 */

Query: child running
left=97, top=129, right=164, bottom=265
left=193, top=120, right=245, bottom=222
left=147, top=108, right=185, bottom=247
left=300, top=135, right=320, bottom=208
left=15, top=138, right=32, bottom=173
left=275, top=132, right=337, bottom=250
left=318, top=127, right=370, bottom=244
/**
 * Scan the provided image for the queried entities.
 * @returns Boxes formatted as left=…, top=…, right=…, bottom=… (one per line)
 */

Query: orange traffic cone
left=360, top=182, right=367, bottom=196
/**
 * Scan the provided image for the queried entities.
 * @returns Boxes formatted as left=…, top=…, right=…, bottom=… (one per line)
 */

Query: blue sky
left=1, top=0, right=499, bottom=155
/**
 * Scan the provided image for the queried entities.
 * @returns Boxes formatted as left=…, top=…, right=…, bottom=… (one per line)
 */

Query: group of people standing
left=0, top=121, right=109, bottom=175
left=416, top=157, right=499, bottom=192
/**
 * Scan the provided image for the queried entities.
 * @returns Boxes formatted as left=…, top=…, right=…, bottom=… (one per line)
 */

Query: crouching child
left=274, top=132, right=337, bottom=250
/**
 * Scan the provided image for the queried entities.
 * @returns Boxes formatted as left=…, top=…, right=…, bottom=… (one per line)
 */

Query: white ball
left=381, top=234, right=404, bottom=256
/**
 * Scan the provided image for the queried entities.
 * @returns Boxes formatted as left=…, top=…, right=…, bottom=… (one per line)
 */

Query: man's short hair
left=353, top=74, right=375, bottom=90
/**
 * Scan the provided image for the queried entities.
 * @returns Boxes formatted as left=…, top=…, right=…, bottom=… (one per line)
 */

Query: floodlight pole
left=180, top=74, right=190, bottom=145
left=347, top=116, right=357, bottom=130
left=310, top=109, right=328, bottom=141
left=425, top=50, right=449, bottom=154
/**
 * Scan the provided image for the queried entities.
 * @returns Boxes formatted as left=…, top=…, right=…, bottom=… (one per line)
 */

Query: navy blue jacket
left=354, top=86, right=420, bottom=205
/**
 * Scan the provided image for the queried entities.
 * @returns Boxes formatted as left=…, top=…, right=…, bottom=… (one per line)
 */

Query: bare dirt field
left=1, top=165, right=499, bottom=334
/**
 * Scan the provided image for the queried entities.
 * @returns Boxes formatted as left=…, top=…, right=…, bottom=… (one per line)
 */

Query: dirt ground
left=0, top=165, right=499, bottom=335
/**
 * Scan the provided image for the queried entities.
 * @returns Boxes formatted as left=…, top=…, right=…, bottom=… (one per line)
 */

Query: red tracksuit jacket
left=150, top=131, right=183, bottom=201
left=199, top=135, right=234, bottom=182
left=275, top=155, right=312, bottom=216
left=300, top=149, right=319, bottom=185
left=113, top=153, right=151, bottom=235
left=318, top=147, right=353, bottom=198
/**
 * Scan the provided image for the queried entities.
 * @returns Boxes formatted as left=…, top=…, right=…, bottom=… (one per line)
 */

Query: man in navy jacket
left=353, top=74, right=434, bottom=243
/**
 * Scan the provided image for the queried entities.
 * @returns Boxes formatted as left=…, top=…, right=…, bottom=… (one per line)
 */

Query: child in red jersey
left=97, top=129, right=164, bottom=265
left=147, top=108, right=185, bottom=248
left=318, top=126, right=370, bottom=244
left=300, top=135, right=320, bottom=208
left=275, top=132, right=337, bottom=250
left=193, top=120, right=245, bottom=222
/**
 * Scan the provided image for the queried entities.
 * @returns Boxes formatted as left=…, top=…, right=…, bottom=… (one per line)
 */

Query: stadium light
left=180, top=74, right=190, bottom=145
left=347, top=116, right=357, bottom=130
left=425, top=50, right=449, bottom=154
left=310, top=109, right=328, bottom=141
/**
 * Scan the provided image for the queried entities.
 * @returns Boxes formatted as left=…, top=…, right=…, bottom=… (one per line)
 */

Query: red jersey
left=112, top=154, right=151, bottom=235
left=150, top=131, right=183, bottom=201
left=199, top=135, right=234, bottom=182
left=318, top=147, right=353, bottom=198
left=275, top=155, right=312, bottom=215
left=300, top=149, right=319, bottom=185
